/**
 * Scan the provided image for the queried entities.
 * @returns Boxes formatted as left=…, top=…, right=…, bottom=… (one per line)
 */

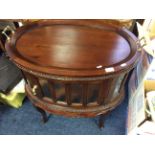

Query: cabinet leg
left=98, top=114, right=105, bottom=128
left=34, top=105, right=48, bottom=123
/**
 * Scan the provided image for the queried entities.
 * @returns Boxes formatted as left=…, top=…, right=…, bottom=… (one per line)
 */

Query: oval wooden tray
left=5, top=20, right=140, bottom=78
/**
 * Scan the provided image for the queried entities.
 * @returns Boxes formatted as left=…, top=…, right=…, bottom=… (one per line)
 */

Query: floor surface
left=0, top=96, right=128, bottom=135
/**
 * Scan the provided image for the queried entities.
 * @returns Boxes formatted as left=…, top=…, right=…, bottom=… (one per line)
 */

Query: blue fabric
left=0, top=96, right=128, bottom=135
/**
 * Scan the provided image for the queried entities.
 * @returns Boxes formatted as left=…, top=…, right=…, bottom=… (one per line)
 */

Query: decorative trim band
left=15, top=63, right=135, bottom=82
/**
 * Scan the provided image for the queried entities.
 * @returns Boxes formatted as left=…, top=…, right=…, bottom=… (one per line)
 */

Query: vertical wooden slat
left=48, top=80, right=57, bottom=103
left=104, top=78, right=118, bottom=104
left=97, top=78, right=117, bottom=105
left=97, top=79, right=111, bottom=105
left=82, top=83, right=89, bottom=107
left=65, top=83, right=72, bottom=106
left=97, top=82, right=105, bottom=105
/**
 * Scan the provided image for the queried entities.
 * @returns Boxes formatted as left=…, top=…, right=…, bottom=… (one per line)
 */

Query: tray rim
left=5, top=19, right=141, bottom=77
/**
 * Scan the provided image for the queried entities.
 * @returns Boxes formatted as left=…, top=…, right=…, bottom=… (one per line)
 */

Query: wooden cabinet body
left=5, top=20, right=141, bottom=120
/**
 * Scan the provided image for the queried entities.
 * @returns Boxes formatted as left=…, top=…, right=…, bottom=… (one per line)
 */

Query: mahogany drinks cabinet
left=5, top=20, right=142, bottom=128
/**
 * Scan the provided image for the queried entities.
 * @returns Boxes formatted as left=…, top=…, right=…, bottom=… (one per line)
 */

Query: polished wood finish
left=5, top=20, right=139, bottom=77
left=5, top=20, right=141, bottom=128
left=65, top=83, right=72, bottom=106
left=16, top=25, right=130, bottom=69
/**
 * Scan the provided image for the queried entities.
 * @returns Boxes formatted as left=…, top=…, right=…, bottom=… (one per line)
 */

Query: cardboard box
left=126, top=52, right=152, bottom=134
left=144, top=58, right=155, bottom=92
left=144, top=59, right=155, bottom=122
left=126, top=21, right=155, bottom=134
left=145, top=80, right=155, bottom=92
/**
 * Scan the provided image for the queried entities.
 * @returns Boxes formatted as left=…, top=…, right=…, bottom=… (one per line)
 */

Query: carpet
left=0, top=95, right=128, bottom=135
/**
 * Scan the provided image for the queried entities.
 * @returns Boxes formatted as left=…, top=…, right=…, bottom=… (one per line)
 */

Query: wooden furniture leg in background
left=98, top=114, right=105, bottom=128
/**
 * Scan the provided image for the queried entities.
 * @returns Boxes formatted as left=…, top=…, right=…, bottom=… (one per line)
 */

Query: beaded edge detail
left=16, top=63, right=134, bottom=81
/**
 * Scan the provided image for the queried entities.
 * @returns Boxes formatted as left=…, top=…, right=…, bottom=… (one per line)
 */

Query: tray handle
left=136, top=37, right=147, bottom=52
left=1, top=25, right=15, bottom=41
